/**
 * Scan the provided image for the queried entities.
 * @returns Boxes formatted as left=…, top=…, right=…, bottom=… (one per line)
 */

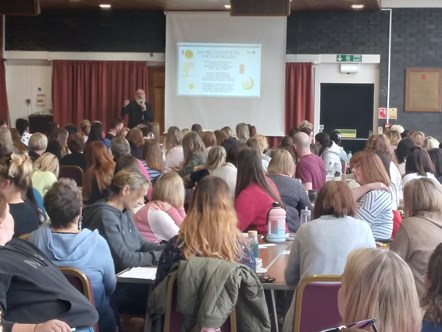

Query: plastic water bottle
left=300, top=207, right=311, bottom=226
left=266, top=202, right=287, bottom=243
left=248, top=230, right=259, bottom=259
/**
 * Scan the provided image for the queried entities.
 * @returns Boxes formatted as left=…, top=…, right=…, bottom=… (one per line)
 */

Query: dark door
left=320, top=83, right=374, bottom=154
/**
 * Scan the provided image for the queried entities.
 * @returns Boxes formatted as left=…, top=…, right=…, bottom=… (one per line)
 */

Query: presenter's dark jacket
left=0, top=239, right=98, bottom=332
left=121, top=100, right=154, bottom=128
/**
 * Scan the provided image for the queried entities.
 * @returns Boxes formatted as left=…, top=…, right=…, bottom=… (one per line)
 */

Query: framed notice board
left=405, top=68, right=442, bottom=112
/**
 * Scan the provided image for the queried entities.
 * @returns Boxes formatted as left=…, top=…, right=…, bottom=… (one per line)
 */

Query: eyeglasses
left=320, top=318, right=378, bottom=332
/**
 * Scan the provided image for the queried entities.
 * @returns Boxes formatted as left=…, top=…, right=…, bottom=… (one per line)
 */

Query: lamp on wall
left=340, top=63, right=359, bottom=74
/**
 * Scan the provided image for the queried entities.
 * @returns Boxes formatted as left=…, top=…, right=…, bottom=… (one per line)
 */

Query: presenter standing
left=121, top=89, right=154, bottom=128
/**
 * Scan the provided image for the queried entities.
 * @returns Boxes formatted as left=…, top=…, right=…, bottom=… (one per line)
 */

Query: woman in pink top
left=235, top=148, right=284, bottom=234
left=135, top=172, right=186, bottom=243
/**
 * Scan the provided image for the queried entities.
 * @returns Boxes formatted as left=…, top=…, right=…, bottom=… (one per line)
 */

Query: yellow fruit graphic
left=242, top=77, right=254, bottom=90
left=188, top=83, right=195, bottom=90
left=184, top=50, right=193, bottom=59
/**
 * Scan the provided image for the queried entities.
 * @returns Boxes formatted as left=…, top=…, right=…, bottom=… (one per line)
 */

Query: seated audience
left=267, top=149, right=311, bottom=233
left=60, top=133, right=87, bottom=170
left=164, top=126, right=184, bottom=172
left=126, top=127, right=144, bottom=160
left=86, top=121, right=110, bottom=149
left=395, top=137, right=416, bottom=176
left=283, top=181, right=375, bottom=332
left=236, top=122, right=250, bottom=143
left=410, top=130, right=426, bottom=147
left=315, top=132, right=342, bottom=175
left=428, top=148, right=442, bottom=184
left=235, top=148, right=283, bottom=234
left=0, top=192, right=98, bottom=331
left=293, top=131, right=326, bottom=191
left=135, top=172, right=186, bottom=243
left=29, top=179, right=117, bottom=331
left=106, top=118, right=124, bottom=141
left=31, top=152, right=59, bottom=197
left=142, top=139, right=164, bottom=184
left=201, top=130, right=217, bottom=153
left=83, top=142, right=115, bottom=205
left=337, top=248, right=422, bottom=332
left=403, top=146, right=439, bottom=186
left=28, top=132, right=48, bottom=162
left=155, top=176, right=255, bottom=284
left=421, top=243, right=442, bottom=332
left=350, top=151, right=393, bottom=239
left=190, top=145, right=226, bottom=185
left=177, top=131, right=207, bottom=178
left=79, top=119, right=91, bottom=143
left=424, top=136, right=440, bottom=151
left=10, top=128, right=29, bottom=154
left=46, top=127, right=69, bottom=160
left=15, top=118, right=32, bottom=146
left=83, top=169, right=164, bottom=316
left=390, top=178, right=442, bottom=298
left=211, top=144, right=240, bottom=201
left=0, top=153, right=39, bottom=237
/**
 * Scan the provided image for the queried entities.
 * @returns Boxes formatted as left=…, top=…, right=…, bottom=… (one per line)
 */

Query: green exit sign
left=336, top=54, right=362, bottom=63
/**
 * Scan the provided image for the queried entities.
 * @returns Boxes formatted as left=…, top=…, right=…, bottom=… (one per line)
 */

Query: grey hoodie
left=321, top=142, right=343, bottom=175
left=83, top=201, right=164, bottom=273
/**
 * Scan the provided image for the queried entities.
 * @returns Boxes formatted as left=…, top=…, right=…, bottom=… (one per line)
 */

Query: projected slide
left=177, top=42, right=261, bottom=97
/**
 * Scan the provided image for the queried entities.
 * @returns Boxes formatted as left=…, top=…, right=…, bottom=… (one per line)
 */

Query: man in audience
left=121, top=89, right=153, bottom=128
left=293, top=131, right=326, bottom=191
left=105, top=118, right=124, bottom=140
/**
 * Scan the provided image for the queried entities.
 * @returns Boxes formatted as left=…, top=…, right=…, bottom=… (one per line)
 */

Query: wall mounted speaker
left=230, top=0, right=290, bottom=16
left=0, top=0, right=40, bottom=16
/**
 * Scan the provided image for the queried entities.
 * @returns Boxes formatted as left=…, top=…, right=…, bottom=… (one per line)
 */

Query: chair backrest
left=59, top=267, right=99, bottom=331
left=59, top=165, right=84, bottom=187
left=293, top=275, right=341, bottom=332
left=163, top=273, right=237, bottom=332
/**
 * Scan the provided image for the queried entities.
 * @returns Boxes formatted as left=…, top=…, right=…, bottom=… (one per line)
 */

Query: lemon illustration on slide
left=184, top=50, right=194, bottom=59
left=188, top=83, right=195, bottom=90
left=242, top=77, right=254, bottom=90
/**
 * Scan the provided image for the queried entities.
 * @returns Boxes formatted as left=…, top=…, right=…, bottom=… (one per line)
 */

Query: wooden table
left=258, top=239, right=294, bottom=332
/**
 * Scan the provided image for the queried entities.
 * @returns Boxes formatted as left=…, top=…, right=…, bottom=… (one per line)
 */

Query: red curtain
left=0, top=59, right=8, bottom=122
left=267, top=62, right=313, bottom=148
left=52, top=60, right=148, bottom=130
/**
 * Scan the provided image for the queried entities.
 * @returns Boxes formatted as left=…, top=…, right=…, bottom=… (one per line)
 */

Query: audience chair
left=59, top=267, right=99, bottom=332
left=292, top=275, right=341, bottom=332
left=59, top=165, right=84, bottom=187
left=163, top=273, right=237, bottom=332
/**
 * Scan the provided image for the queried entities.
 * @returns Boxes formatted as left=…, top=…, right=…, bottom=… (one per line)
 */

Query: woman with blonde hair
left=155, top=176, right=254, bottom=284
left=410, top=130, right=426, bottom=147
left=28, top=132, right=48, bottom=162
left=31, top=152, right=59, bottom=197
left=390, top=178, right=442, bottom=299
left=268, top=149, right=311, bottom=233
left=135, top=172, right=186, bottom=243
left=283, top=181, right=375, bottom=332
left=338, top=248, right=422, bottom=332
left=350, top=151, right=393, bottom=239
left=79, top=119, right=91, bottom=142
left=0, top=153, right=40, bottom=237
left=83, top=168, right=164, bottom=316
left=236, top=122, right=250, bottom=143
left=164, top=126, right=184, bottom=171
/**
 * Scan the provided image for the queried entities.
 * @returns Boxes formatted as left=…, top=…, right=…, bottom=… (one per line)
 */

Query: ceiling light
left=224, top=4, right=231, bottom=9
left=99, top=4, right=111, bottom=9
left=351, top=4, right=365, bottom=10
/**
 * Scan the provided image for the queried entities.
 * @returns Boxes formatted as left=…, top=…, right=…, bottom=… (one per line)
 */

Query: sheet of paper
left=118, top=267, right=157, bottom=280
left=258, top=243, right=277, bottom=249
left=282, top=250, right=291, bottom=255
